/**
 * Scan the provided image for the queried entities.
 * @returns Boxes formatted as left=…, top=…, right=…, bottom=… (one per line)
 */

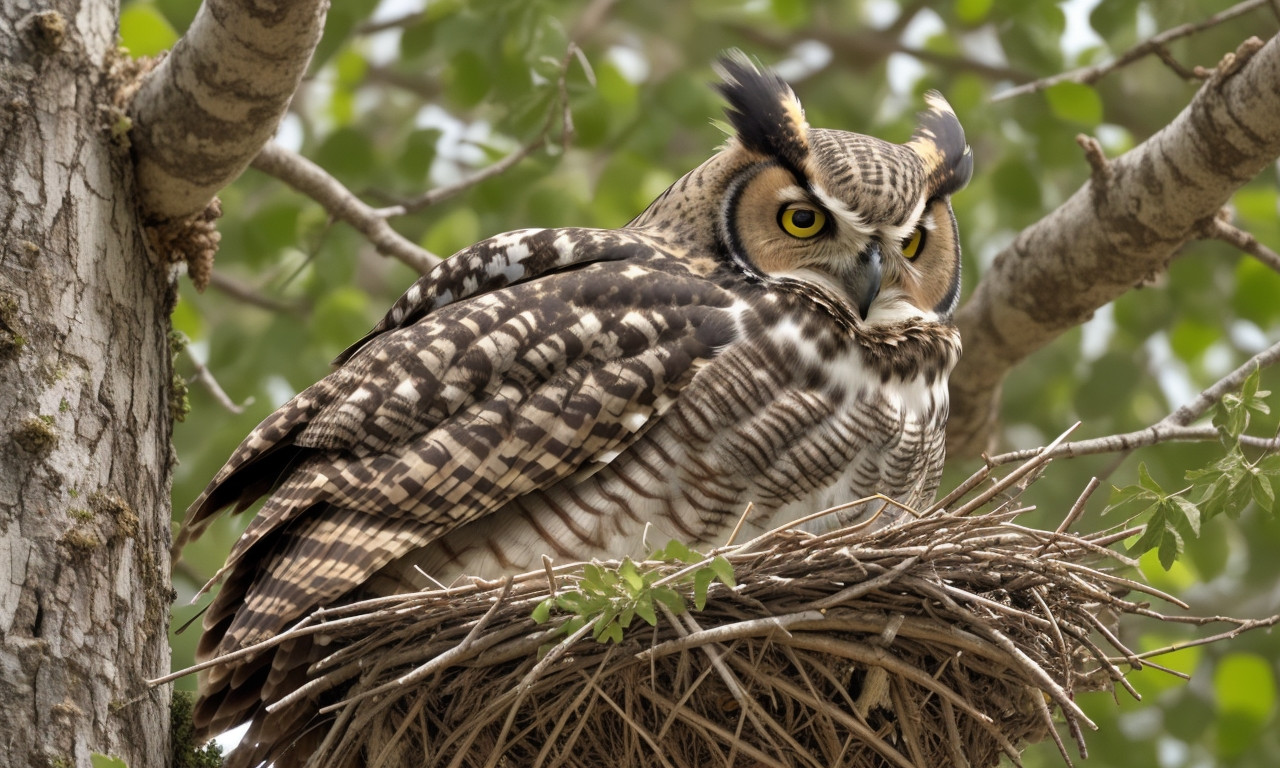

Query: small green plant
left=1108, top=367, right=1279, bottom=568
left=532, top=540, right=736, bottom=645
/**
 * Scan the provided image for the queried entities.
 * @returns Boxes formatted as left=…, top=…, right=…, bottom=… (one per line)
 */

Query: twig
left=952, top=423, right=1081, bottom=516
left=1152, top=43, right=1204, bottom=80
left=638, top=611, right=823, bottom=661
left=1112, top=614, right=1280, bottom=663
left=1202, top=214, right=1280, bottom=274
left=993, top=0, right=1270, bottom=101
left=250, top=142, right=440, bottom=274
left=188, top=354, right=254, bottom=415
left=1035, top=477, right=1101, bottom=556
left=312, top=579, right=515, bottom=714
left=722, top=501, right=754, bottom=547
left=988, top=340, right=1280, bottom=466
left=207, top=270, right=305, bottom=313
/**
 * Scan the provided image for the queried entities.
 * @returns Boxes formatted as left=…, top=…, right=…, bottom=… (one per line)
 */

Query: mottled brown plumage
left=178, top=54, right=972, bottom=766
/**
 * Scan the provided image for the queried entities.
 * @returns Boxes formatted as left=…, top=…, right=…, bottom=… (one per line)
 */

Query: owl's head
left=635, top=54, right=972, bottom=326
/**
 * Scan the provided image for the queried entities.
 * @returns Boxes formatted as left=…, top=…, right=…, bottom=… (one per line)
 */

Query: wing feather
left=181, top=228, right=739, bottom=658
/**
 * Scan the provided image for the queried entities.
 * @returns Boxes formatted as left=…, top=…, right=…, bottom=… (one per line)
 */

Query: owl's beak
left=856, top=242, right=882, bottom=320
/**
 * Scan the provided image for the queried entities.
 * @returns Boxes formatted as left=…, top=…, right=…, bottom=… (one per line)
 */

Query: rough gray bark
left=129, top=0, right=329, bottom=222
left=1, top=2, right=174, bottom=767
left=947, top=35, right=1280, bottom=457
left=1, top=0, right=332, bottom=763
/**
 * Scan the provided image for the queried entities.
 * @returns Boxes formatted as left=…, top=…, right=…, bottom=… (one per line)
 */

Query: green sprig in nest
left=179, top=453, right=1274, bottom=768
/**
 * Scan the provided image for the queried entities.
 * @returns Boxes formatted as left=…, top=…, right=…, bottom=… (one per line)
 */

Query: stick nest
left=241, top=497, right=1184, bottom=768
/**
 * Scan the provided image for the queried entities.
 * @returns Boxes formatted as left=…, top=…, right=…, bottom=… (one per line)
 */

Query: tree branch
left=986, top=340, right=1280, bottom=466
left=993, top=0, right=1272, bottom=101
left=948, top=35, right=1280, bottom=457
left=128, top=0, right=327, bottom=222
left=250, top=142, right=440, bottom=274
left=1202, top=214, right=1280, bottom=273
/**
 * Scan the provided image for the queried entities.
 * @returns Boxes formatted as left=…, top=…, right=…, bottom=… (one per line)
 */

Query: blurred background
left=119, top=0, right=1280, bottom=764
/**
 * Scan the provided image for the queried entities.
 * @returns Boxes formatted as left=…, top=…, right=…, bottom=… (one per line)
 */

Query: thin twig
left=989, top=340, right=1280, bottom=466
left=1203, top=214, right=1280, bottom=274
left=993, top=0, right=1270, bottom=101
left=1035, top=477, right=1101, bottom=556
left=207, top=270, right=305, bottom=314
left=1111, top=614, right=1280, bottom=663
left=188, top=354, right=254, bottom=415
left=251, top=142, right=440, bottom=274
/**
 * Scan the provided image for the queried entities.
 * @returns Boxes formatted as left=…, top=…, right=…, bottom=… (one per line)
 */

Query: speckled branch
left=948, top=35, right=1280, bottom=458
left=128, top=0, right=329, bottom=222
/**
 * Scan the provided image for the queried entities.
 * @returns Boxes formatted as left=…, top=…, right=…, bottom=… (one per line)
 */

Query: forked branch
left=948, top=35, right=1280, bottom=457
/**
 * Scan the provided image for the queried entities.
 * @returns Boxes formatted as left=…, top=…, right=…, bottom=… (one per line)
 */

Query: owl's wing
left=178, top=226, right=738, bottom=659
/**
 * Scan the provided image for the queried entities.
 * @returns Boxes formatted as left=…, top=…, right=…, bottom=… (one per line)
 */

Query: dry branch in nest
left=174, top=456, right=1274, bottom=768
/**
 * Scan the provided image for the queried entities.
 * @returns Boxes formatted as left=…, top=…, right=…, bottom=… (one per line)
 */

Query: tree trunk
left=0, top=1, right=174, bottom=766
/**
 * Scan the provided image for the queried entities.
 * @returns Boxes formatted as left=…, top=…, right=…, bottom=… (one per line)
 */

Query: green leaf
left=596, top=61, right=638, bottom=109
left=769, top=0, right=810, bottom=26
left=1137, top=462, right=1163, bottom=494
left=119, top=4, right=178, bottom=57
left=1227, top=474, right=1255, bottom=518
left=618, top=559, right=644, bottom=593
left=313, top=127, right=378, bottom=185
left=1169, top=319, right=1219, bottom=362
left=1075, top=350, right=1143, bottom=419
left=1127, top=508, right=1166, bottom=557
left=1251, top=468, right=1276, bottom=514
left=651, top=586, right=686, bottom=616
left=580, top=563, right=606, bottom=594
left=556, top=592, right=588, bottom=613
left=1156, top=521, right=1182, bottom=570
left=562, top=616, right=587, bottom=637
left=312, top=287, right=370, bottom=351
left=399, top=128, right=441, bottom=184
left=1215, top=653, right=1277, bottom=723
left=596, top=618, right=623, bottom=644
left=634, top=594, right=657, bottom=626
left=1106, top=481, right=1159, bottom=513
left=955, top=0, right=994, bottom=24
left=1044, top=82, right=1103, bottom=125
left=91, top=755, right=128, bottom=768
left=709, top=556, right=736, bottom=589
left=423, top=207, right=482, bottom=260
left=531, top=598, right=552, bottom=624
left=1088, top=0, right=1140, bottom=40
left=655, top=539, right=699, bottom=564
left=446, top=50, right=493, bottom=108
left=693, top=567, right=714, bottom=611
left=1169, top=495, right=1202, bottom=537
left=592, top=604, right=619, bottom=639
left=1233, top=254, right=1280, bottom=326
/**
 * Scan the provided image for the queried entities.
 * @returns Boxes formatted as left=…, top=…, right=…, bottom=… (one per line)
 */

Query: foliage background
left=121, top=0, right=1280, bottom=765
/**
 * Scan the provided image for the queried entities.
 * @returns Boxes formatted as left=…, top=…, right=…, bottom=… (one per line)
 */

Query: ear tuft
left=908, top=91, right=973, bottom=196
left=714, top=51, right=809, bottom=173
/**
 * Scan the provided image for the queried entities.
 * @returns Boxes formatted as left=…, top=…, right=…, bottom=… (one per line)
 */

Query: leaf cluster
left=532, top=540, right=735, bottom=645
left=1107, top=368, right=1279, bottom=569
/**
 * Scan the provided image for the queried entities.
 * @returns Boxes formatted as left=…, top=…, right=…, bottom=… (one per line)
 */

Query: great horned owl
left=177, top=54, right=971, bottom=765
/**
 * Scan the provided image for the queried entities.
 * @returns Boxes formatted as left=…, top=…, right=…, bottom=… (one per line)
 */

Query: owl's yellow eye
left=779, top=206, right=827, bottom=239
left=902, top=226, right=926, bottom=259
